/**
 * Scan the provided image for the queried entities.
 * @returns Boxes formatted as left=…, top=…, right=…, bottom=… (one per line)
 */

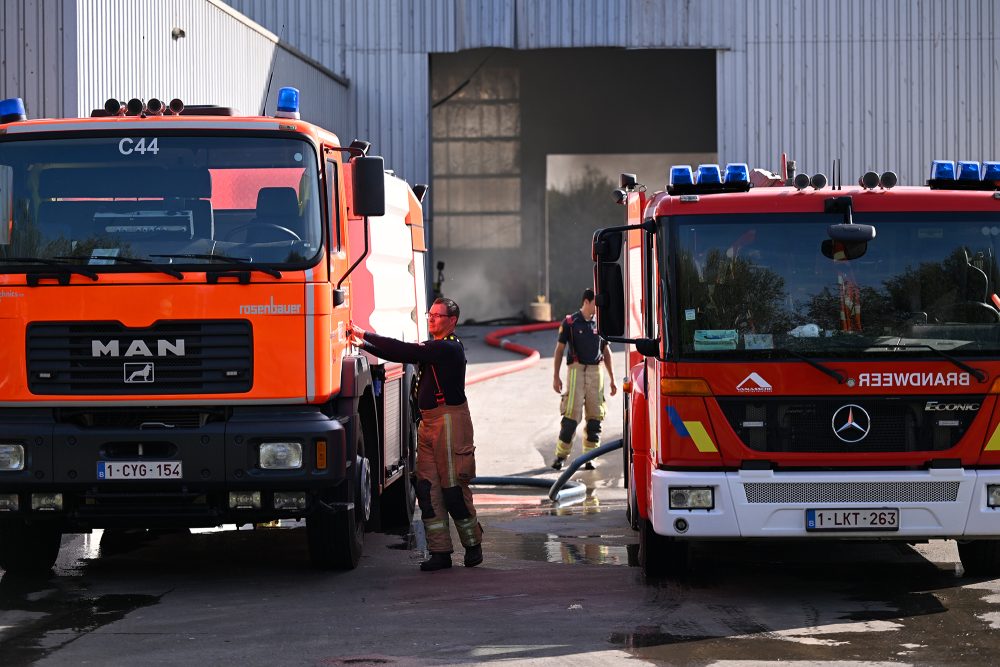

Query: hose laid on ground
left=466, top=321, right=560, bottom=385
left=547, top=439, right=623, bottom=500
left=471, top=475, right=586, bottom=504
left=466, top=320, right=620, bottom=504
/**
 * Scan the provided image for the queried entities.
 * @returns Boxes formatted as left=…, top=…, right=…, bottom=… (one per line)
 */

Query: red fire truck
left=595, top=159, right=1000, bottom=577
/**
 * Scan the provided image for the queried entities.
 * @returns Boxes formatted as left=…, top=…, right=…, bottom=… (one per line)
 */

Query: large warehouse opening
left=431, top=48, right=716, bottom=322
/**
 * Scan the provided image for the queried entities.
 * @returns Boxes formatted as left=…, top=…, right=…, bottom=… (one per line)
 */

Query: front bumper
left=650, top=467, right=1000, bottom=539
left=0, top=407, right=348, bottom=529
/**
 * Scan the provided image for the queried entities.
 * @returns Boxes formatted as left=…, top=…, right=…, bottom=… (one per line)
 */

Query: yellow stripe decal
left=564, top=367, right=577, bottom=418
left=683, top=421, right=718, bottom=453
left=985, top=423, right=1000, bottom=451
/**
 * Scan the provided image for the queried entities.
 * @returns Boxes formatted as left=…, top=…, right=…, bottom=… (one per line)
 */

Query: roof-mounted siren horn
left=146, top=98, right=165, bottom=116
left=0, top=97, right=28, bottom=123
left=125, top=98, right=145, bottom=116
left=168, top=98, right=185, bottom=115
left=880, top=171, right=898, bottom=189
left=793, top=173, right=811, bottom=190
left=103, top=98, right=126, bottom=116
left=858, top=171, right=881, bottom=190
left=274, top=86, right=300, bottom=119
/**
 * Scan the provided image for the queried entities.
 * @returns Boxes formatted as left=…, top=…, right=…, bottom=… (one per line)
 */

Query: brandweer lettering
left=857, top=372, right=970, bottom=387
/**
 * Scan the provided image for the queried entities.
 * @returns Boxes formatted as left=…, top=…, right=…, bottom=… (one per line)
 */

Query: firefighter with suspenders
left=551, top=288, right=617, bottom=470
left=349, top=297, right=483, bottom=571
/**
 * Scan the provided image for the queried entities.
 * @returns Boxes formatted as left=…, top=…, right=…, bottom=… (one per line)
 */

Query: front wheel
left=0, top=521, right=62, bottom=574
left=639, top=517, right=689, bottom=579
left=958, top=540, right=1000, bottom=577
left=307, top=441, right=369, bottom=570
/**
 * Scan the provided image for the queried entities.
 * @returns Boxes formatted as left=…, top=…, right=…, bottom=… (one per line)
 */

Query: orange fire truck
left=595, top=159, right=1000, bottom=577
left=0, top=90, right=425, bottom=572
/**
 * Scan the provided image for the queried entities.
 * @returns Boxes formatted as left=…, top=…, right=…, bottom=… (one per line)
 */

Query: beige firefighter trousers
left=555, top=362, right=607, bottom=459
left=415, top=401, right=483, bottom=554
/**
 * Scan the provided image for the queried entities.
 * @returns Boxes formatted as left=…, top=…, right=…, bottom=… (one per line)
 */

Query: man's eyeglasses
left=426, top=312, right=452, bottom=320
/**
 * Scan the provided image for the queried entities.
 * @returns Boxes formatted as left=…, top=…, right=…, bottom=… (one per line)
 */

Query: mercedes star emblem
left=831, top=404, right=871, bottom=443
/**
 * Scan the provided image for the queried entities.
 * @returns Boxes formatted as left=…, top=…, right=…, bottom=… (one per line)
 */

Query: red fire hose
left=466, top=321, right=561, bottom=385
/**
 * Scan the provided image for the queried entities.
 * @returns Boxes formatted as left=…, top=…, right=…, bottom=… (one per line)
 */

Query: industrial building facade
left=3, top=0, right=999, bottom=319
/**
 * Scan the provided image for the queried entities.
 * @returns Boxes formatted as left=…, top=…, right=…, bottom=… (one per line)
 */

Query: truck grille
left=744, top=481, right=961, bottom=504
left=27, top=320, right=253, bottom=394
left=717, top=396, right=983, bottom=453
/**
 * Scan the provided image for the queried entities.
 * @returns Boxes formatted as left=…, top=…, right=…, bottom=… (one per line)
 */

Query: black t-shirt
left=362, top=332, right=467, bottom=410
left=559, top=311, right=606, bottom=365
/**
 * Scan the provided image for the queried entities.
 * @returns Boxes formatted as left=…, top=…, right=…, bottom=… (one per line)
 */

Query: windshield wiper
left=54, top=255, right=184, bottom=280
left=0, top=257, right=98, bottom=281
left=773, top=348, right=846, bottom=384
left=865, top=342, right=988, bottom=383
left=150, top=254, right=281, bottom=278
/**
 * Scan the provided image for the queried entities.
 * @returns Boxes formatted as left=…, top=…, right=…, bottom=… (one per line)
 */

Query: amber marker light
left=990, top=377, right=1000, bottom=394
left=622, top=380, right=633, bottom=394
left=315, top=439, right=328, bottom=470
left=661, top=378, right=712, bottom=396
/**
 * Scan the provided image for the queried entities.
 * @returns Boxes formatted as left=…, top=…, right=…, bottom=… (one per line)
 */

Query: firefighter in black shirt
left=551, top=288, right=617, bottom=470
left=349, top=297, right=483, bottom=572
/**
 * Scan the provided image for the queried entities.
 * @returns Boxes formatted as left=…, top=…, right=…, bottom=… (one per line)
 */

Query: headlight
left=987, top=485, right=1000, bottom=508
left=668, top=486, right=714, bottom=510
left=259, top=442, right=303, bottom=470
left=0, top=444, right=25, bottom=471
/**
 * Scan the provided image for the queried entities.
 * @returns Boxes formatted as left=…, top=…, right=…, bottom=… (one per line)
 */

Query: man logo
left=124, top=362, right=154, bottom=383
left=831, top=404, right=871, bottom=443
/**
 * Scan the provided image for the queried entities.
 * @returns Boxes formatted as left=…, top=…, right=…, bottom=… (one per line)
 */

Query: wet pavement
left=3, top=327, right=1000, bottom=664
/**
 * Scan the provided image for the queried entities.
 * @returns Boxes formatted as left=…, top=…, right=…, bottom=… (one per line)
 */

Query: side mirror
left=592, top=229, right=623, bottom=263
left=353, top=156, right=386, bottom=217
left=594, top=261, right=625, bottom=337
left=0, top=166, right=11, bottom=244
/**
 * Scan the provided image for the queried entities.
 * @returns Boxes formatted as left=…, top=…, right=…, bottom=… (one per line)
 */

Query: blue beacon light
left=670, top=165, right=694, bottom=186
left=983, top=162, right=1000, bottom=181
left=930, top=160, right=956, bottom=180
left=724, top=163, right=750, bottom=183
left=275, top=87, right=300, bottom=119
left=696, top=164, right=722, bottom=184
left=0, top=97, right=27, bottom=123
left=957, top=161, right=982, bottom=180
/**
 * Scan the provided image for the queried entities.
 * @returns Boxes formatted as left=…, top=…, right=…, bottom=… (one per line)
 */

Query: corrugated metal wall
left=7, top=0, right=999, bottom=194
left=0, top=0, right=74, bottom=119
left=72, top=0, right=347, bottom=128
left=718, top=0, right=1000, bottom=186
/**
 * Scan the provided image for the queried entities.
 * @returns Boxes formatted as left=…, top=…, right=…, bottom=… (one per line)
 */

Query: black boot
left=464, top=544, right=483, bottom=567
left=420, top=552, right=452, bottom=571
left=582, top=461, right=595, bottom=471
left=551, top=456, right=566, bottom=471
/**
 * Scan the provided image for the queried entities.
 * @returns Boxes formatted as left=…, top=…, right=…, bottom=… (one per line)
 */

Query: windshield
left=0, top=134, right=323, bottom=270
left=670, top=212, right=1000, bottom=358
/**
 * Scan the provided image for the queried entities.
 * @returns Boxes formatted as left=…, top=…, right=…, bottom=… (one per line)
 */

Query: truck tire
left=0, top=521, right=62, bottom=574
left=958, top=540, right=1000, bottom=576
left=639, top=517, right=689, bottom=578
left=307, top=433, right=369, bottom=570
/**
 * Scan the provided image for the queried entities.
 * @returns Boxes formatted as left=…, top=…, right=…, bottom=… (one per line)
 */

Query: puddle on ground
left=0, top=574, right=161, bottom=665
